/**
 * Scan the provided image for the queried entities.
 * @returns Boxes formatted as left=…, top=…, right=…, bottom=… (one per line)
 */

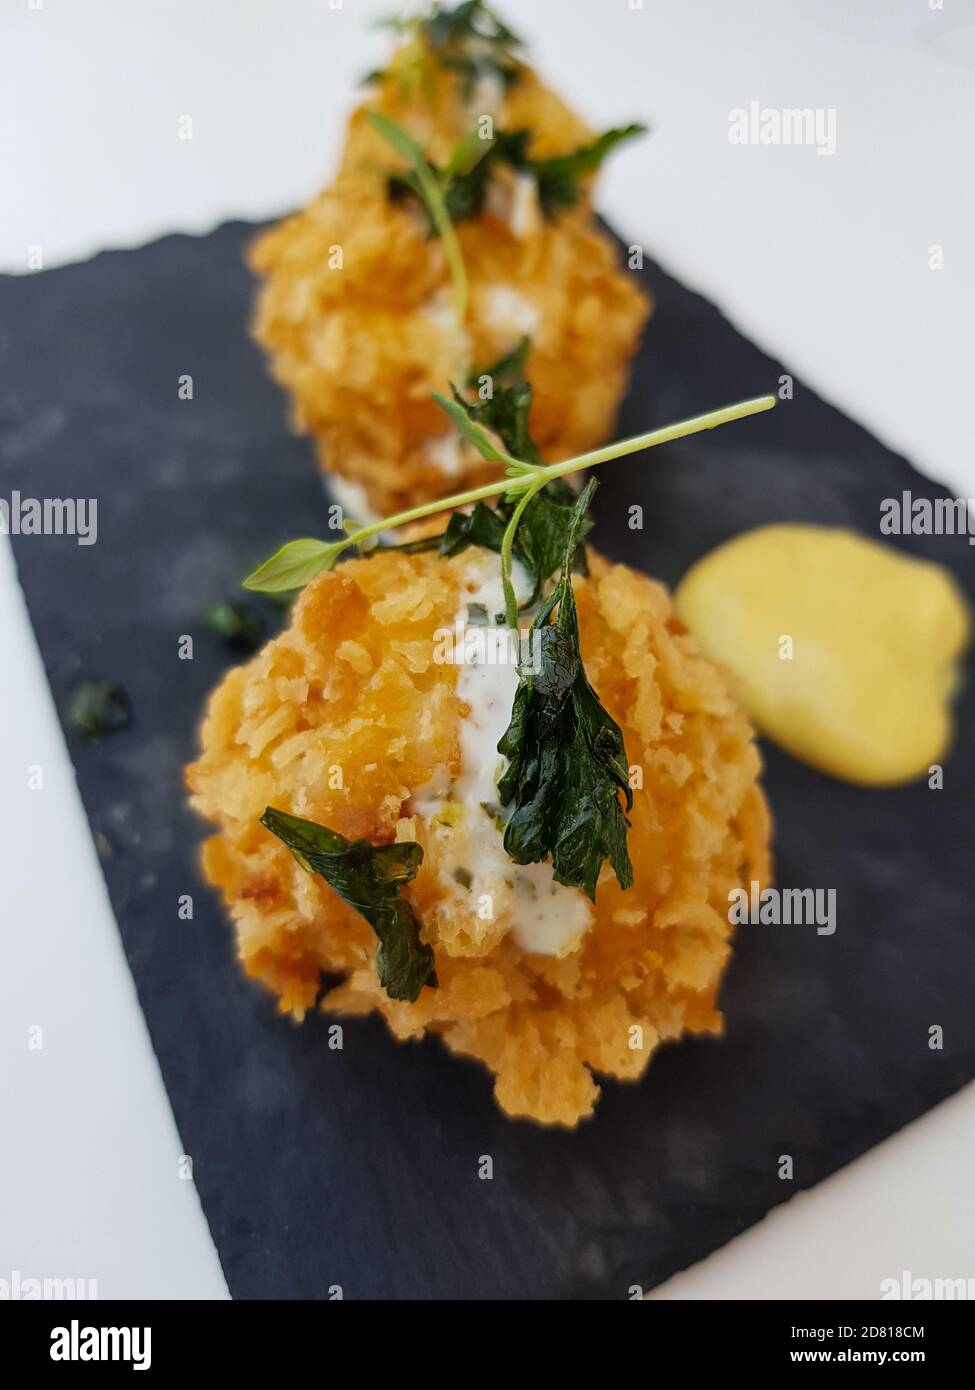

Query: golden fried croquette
left=249, top=60, right=651, bottom=516
left=187, top=546, right=771, bottom=1127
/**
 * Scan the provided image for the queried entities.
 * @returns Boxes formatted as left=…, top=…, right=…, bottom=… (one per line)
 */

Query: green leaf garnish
left=435, top=380, right=590, bottom=606
left=432, top=475, right=589, bottom=611
left=430, top=389, right=512, bottom=463
left=378, top=2, right=524, bottom=99
left=390, top=380, right=589, bottom=613
left=530, top=124, right=648, bottom=216
left=260, top=808, right=437, bottom=1003
left=205, top=600, right=264, bottom=654
left=439, top=53, right=519, bottom=102
left=468, top=335, right=531, bottom=390
left=387, top=127, right=496, bottom=230
left=452, top=376, right=542, bottom=465
left=68, top=682, right=130, bottom=743
left=243, top=538, right=344, bottom=593
left=422, top=1, right=522, bottom=51
left=497, top=481, right=633, bottom=899
left=386, top=122, right=648, bottom=228
left=506, top=478, right=593, bottom=595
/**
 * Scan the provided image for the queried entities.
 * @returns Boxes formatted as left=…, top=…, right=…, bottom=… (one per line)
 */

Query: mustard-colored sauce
left=674, top=525, right=971, bottom=786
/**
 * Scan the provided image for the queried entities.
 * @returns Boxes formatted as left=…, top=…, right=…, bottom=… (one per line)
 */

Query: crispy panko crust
left=249, top=62, right=651, bottom=515
left=187, top=549, right=772, bottom=1127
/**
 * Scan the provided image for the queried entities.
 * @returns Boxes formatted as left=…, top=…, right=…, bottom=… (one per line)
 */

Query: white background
left=1, top=0, right=972, bottom=1300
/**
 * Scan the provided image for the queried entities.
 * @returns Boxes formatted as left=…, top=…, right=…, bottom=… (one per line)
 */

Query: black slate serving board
left=1, top=221, right=973, bottom=1300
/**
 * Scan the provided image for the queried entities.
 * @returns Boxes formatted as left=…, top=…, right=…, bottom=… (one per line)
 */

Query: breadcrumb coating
left=249, top=61, right=651, bottom=515
left=187, top=548, right=772, bottom=1126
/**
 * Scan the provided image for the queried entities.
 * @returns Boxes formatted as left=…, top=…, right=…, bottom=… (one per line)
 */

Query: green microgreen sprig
left=243, top=393, right=778, bottom=604
left=367, top=111, right=476, bottom=325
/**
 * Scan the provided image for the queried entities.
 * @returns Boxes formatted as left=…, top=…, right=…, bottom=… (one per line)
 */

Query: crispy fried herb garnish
left=205, top=600, right=264, bottom=654
left=454, top=376, right=541, bottom=464
left=468, top=334, right=531, bottom=390
left=244, top=536, right=346, bottom=593
left=378, top=2, right=524, bottom=99
left=261, top=808, right=437, bottom=1002
left=445, top=381, right=591, bottom=600
left=497, top=481, right=633, bottom=899
left=421, top=0, right=522, bottom=50
left=459, top=123, right=650, bottom=218
left=385, top=122, right=647, bottom=229
left=439, top=52, right=520, bottom=102
left=393, top=380, right=591, bottom=606
left=528, top=124, right=648, bottom=216
left=388, top=133, right=495, bottom=226
left=68, top=682, right=130, bottom=743
left=434, top=477, right=591, bottom=610
left=385, top=123, right=496, bottom=235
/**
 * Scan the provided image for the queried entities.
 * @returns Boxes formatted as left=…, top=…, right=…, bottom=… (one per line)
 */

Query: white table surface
left=1, top=0, right=972, bottom=1301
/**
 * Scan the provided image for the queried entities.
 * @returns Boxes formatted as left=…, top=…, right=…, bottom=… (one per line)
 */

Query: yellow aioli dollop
left=674, top=524, right=971, bottom=786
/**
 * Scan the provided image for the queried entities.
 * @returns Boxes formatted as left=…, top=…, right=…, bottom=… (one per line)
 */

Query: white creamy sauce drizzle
left=424, top=432, right=464, bottom=477
left=325, top=473, right=380, bottom=526
left=420, top=295, right=456, bottom=333
left=484, top=284, right=540, bottom=337
left=468, top=68, right=506, bottom=118
left=411, top=551, right=593, bottom=957
left=507, top=172, right=540, bottom=239
left=485, top=170, right=541, bottom=239
left=419, top=292, right=472, bottom=474
left=422, top=284, right=538, bottom=477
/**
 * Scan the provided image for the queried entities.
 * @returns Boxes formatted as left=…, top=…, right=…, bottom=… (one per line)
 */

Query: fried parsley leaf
left=506, top=476, right=592, bottom=599
left=391, top=473, right=589, bottom=614
left=378, top=3, right=524, bottom=99
left=68, top=682, right=130, bottom=743
left=468, top=334, right=531, bottom=389
left=530, top=123, right=648, bottom=216
left=421, top=0, right=522, bottom=50
left=434, top=381, right=592, bottom=603
left=439, top=52, right=520, bottom=101
left=205, top=600, right=264, bottom=654
left=497, top=481, right=633, bottom=899
left=386, top=121, right=646, bottom=231
left=260, top=808, right=437, bottom=1003
left=431, top=389, right=510, bottom=462
left=385, top=125, right=496, bottom=235
left=462, top=123, right=647, bottom=220
left=455, top=377, right=542, bottom=464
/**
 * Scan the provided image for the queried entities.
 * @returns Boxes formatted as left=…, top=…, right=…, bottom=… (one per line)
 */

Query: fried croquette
left=249, top=58, right=651, bottom=516
left=187, top=545, right=771, bottom=1127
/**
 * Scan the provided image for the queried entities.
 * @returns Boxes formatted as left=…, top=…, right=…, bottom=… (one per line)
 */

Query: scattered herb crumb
left=68, top=682, right=130, bottom=743
left=206, top=600, right=265, bottom=654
